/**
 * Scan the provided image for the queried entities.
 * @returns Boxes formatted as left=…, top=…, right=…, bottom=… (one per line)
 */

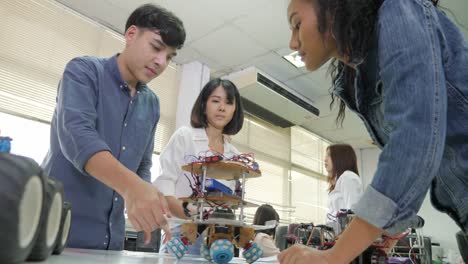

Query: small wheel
left=210, top=239, right=234, bottom=264
left=242, top=242, right=263, bottom=263
left=27, top=179, right=64, bottom=261
left=166, top=237, right=187, bottom=259
left=53, top=202, right=72, bottom=255
left=201, top=244, right=212, bottom=261
left=0, top=154, right=46, bottom=263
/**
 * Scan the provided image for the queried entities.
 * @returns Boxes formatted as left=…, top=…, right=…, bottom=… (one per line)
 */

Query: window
left=231, top=115, right=291, bottom=222
left=0, top=0, right=178, bottom=154
left=291, top=126, right=329, bottom=175
left=291, top=167, right=329, bottom=224
left=0, top=112, right=50, bottom=164
left=232, top=115, right=331, bottom=224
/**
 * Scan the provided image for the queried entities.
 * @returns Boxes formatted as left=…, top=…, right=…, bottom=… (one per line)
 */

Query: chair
left=275, top=225, right=288, bottom=251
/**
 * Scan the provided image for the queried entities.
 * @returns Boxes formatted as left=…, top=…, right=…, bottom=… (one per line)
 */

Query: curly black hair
left=311, top=0, right=439, bottom=125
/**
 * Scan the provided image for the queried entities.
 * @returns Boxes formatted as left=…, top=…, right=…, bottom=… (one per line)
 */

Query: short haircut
left=125, top=3, right=186, bottom=49
left=253, top=204, right=280, bottom=237
left=190, top=78, right=244, bottom=135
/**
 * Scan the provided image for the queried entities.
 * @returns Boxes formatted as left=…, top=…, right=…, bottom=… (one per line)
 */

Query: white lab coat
left=326, top=170, right=363, bottom=224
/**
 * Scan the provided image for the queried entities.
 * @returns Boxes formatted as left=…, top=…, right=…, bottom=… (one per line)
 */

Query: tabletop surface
left=29, top=248, right=280, bottom=264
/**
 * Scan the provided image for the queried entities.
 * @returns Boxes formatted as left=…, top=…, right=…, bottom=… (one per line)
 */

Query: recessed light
left=283, top=51, right=305, bottom=68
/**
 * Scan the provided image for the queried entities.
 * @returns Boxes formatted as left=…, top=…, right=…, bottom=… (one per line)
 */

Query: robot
left=0, top=130, right=12, bottom=153
left=166, top=156, right=271, bottom=264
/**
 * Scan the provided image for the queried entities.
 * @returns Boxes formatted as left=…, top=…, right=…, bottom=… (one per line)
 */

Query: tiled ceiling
left=54, top=0, right=468, bottom=149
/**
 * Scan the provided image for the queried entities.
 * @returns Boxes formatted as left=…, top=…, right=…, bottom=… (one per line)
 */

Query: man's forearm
left=328, top=217, right=383, bottom=263
left=84, top=151, right=141, bottom=196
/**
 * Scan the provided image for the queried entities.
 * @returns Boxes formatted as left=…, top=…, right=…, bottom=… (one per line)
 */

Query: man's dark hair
left=125, top=3, right=186, bottom=49
left=191, top=78, right=244, bottom=135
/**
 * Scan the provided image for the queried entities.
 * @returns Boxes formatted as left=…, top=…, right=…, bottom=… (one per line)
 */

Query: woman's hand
left=278, top=245, right=334, bottom=264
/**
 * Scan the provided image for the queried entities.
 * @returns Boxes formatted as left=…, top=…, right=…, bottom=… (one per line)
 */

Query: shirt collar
left=107, top=54, right=146, bottom=92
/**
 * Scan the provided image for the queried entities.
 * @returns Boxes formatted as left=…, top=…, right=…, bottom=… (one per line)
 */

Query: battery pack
left=205, top=178, right=233, bottom=195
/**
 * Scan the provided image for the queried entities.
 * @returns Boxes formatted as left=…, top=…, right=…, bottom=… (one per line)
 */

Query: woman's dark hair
left=190, top=78, right=244, bottom=135
left=326, top=144, right=359, bottom=192
left=253, top=204, right=280, bottom=237
left=125, top=4, right=186, bottom=49
left=309, top=0, right=439, bottom=125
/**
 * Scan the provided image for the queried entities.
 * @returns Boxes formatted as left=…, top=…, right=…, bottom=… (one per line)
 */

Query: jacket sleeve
left=353, top=0, right=447, bottom=234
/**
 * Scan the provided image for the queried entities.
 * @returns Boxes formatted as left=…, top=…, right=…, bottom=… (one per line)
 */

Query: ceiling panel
left=232, top=0, right=290, bottom=51
left=190, top=24, right=269, bottom=68
left=172, top=46, right=201, bottom=65
left=56, top=0, right=128, bottom=33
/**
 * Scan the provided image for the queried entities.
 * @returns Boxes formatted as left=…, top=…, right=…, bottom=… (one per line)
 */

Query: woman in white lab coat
left=324, top=144, right=362, bottom=233
left=153, top=78, right=244, bottom=255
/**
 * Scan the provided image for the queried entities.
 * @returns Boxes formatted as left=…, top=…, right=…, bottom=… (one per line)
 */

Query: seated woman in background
left=252, top=204, right=281, bottom=257
left=324, top=144, right=363, bottom=233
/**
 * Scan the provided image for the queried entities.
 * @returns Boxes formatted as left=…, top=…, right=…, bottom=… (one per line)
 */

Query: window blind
left=0, top=0, right=179, bottom=153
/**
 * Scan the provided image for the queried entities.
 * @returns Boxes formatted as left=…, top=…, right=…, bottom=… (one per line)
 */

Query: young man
left=42, top=4, right=185, bottom=250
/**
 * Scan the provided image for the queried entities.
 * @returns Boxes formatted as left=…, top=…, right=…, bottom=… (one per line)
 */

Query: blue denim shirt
left=334, top=0, right=468, bottom=234
left=42, top=55, right=159, bottom=249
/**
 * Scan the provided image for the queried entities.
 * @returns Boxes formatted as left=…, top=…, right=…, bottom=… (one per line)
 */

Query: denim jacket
left=334, top=0, right=468, bottom=234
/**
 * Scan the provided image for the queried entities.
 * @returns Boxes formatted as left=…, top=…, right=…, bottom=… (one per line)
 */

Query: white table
left=29, top=248, right=280, bottom=264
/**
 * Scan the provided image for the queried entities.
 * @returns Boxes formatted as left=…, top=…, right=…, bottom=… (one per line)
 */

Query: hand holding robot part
left=123, top=179, right=172, bottom=244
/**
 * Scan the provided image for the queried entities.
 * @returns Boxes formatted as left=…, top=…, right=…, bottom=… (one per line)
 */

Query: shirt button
left=122, top=146, right=126, bottom=151
left=110, top=222, right=113, bottom=227
left=104, top=242, right=107, bottom=245
left=124, top=123, right=127, bottom=127
left=120, top=85, right=123, bottom=89
left=115, top=197, right=118, bottom=202
left=130, top=101, right=133, bottom=104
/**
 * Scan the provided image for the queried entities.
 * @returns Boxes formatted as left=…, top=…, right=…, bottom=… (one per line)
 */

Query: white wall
left=358, top=147, right=461, bottom=257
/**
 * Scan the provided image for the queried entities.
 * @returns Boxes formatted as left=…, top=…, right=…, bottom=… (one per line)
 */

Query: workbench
left=31, top=248, right=280, bottom=263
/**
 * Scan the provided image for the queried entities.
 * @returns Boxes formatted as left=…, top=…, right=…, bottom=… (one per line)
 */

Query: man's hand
left=84, top=151, right=175, bottom=244
left=278, top=245, right=333, bottom=264
left=124, top=179, right=172, bottom=244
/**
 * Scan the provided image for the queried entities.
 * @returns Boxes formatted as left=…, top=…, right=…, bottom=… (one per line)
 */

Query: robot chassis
left=166, top=160, right=268, bottom=264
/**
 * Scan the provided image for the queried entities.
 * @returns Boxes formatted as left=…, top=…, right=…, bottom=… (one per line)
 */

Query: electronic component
left=205, top=178, right=233, bottom=195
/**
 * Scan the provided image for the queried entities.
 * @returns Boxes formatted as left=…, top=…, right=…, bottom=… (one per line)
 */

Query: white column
left=357, top=147, right=381, bottom=188
left=175, top=61, right=210, bottom=129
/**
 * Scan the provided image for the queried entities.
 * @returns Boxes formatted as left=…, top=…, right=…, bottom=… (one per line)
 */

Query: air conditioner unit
left=225, top=67, right=319, bottom=128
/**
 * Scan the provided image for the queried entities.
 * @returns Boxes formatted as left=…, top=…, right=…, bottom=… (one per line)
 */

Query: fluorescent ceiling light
left=283, top=51, right=305, bottom=68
